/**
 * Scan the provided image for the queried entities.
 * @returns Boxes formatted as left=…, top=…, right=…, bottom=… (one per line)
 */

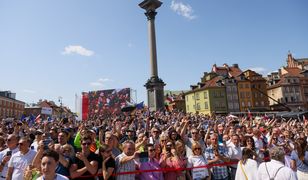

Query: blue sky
left=1, top=0, right=307, bottom=112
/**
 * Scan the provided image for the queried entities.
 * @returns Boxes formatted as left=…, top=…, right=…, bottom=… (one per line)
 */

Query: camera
left=139, top=152, right=149, bottom=163
left=43, top=139, right=52, bottom=150
left=6, top=151, right=12, bottom=156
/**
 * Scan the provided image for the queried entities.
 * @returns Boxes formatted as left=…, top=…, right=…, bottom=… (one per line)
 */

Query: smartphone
left=43, top=139, right=52, bottom=150
left=6, top=151, right=12, bottom=156
left=139, top=152, right=149, bottom=163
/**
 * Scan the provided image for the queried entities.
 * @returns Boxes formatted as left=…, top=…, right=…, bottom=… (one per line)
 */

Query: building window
left=187, top=105, right=189, bottom=111
left=248, top=101, right=251, bottom=107
left=241, top=101, right=245, bottom=107
left=204, top=92, right=208, bottom=99
left=261, top=101, right=264, bottom=106
left=196, top=93, right=200, bottom=100
left=240, top=92, right=245, bottom=98
left=193, top=105, right=196, bottom=110
left=245, top=84, right=249, bottom=88
left=233, top=94, right=238, bottom=100
left=239, top=84, right=243, bottom=89
left=220, top=91, right=224, bottom=97
left=204, top=102, right=209, bottom=109
left=255, top=101, right=259, bottom=106
left=246, top=92, right=251, bottom=98
left=215, top=101, right=220, bottom=108
left=196, top=103, right=201, bottom=110
left=228, top=103, right=233, bottom=109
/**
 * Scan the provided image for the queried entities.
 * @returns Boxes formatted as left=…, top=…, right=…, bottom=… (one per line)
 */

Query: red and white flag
left=248, top=109, right=252, bottom=120
left=35, top=114, right=41, bottom=124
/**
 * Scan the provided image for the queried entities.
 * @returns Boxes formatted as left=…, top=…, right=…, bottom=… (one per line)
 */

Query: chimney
left=212, top=64, right=217, bottom=72
left=232, top=64, right=239, bottom=68
left=278, top=68, right=282, bottom=76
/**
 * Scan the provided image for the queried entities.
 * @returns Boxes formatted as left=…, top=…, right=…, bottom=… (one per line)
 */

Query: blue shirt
left=204, top=145, right=229, bottom=179
left=290, top=150, right=308, bottom=172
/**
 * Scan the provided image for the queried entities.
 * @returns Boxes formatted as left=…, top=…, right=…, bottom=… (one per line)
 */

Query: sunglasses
left=104, top=149, right=112, bottom=153
left=18, top=142, right=26, bottom=146
left=191, top=132, right=198, bottom=134
left=194, top=148, right=201, bottom=151
left=82, top=142, right=91, bottom=146
left=149, top=149, right=155, bottom=152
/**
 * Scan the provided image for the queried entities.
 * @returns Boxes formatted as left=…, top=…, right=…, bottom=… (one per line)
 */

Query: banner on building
left=81, top=88, right=131, bottom=120
left=41, top=107, right=52, bottom=115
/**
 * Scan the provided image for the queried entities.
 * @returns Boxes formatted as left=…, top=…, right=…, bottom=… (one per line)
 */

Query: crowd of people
left=0, top=109, right=308, bottom=180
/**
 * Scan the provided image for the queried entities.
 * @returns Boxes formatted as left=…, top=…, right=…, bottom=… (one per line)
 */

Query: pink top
left=162, top=156, right=187, bottom=180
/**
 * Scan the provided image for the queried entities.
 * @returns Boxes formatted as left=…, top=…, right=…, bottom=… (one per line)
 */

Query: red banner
left=82, top=92, right=89, bottom=121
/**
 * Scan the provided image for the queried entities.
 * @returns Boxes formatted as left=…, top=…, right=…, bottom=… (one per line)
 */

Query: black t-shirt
left=72, top=152, right=99, bottom=180
left=98, top=157, right=115, bottom=180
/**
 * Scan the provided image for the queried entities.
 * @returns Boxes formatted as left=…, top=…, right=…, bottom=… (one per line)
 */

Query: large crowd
left=0, top=109, right=308, bottom=180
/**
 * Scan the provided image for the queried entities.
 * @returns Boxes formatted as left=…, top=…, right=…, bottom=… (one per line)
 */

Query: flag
left=248, top=109, right=252, bottom=119
left=47, top=116, right=53, bottom=122
left=28, top=114, right=35, bottom=127
left=35, top=114, right=41, bottom=124
left=136, top=101, right=144, bottom=110
left=20, top=114, right=26, bottom=121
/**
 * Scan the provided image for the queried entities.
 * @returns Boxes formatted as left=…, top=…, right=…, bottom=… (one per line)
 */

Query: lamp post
left=58, top=96, right=63, bottom=119
left=139, top=0, right=166, bottom=111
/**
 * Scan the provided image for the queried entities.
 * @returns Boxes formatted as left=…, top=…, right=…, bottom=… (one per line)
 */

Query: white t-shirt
left=187, top=155, right=209, bottom=180
left=235, top=159, right=258, bottom=180
left=8, top=150, right=36, bottom=180
left=30, top=141, right=39, bottom=151
left=257, top=159, right=297, bottom=180
left=37, top=173, right=69, bottom=180
left=0, top=147, right=19, bottom=179
left=228, top=143, right=242, bottom=168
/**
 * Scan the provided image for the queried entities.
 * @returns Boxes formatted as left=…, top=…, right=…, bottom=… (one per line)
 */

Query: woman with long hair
left=235, top=148, right=258, bottom=180
left=187, top=142, right=210, bottom=180
left=160, top=140, right=186, bottom=180
left=154, top=143, right=162, bottom=162
left=290, top=138, right=308, bottom=180
left=243, top=136, right=258, bottom=161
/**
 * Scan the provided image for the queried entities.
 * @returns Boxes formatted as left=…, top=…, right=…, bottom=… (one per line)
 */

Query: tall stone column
left=139, top=0, right=166, bottom=111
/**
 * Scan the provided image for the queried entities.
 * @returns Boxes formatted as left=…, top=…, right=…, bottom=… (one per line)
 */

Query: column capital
left=145, top=10, right=157, bottom=20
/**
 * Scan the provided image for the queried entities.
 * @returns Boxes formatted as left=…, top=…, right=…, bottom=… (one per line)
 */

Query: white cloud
left=249, top=67, right=267, bottom=74
left=90, top=78, right=113, bottom=88
left=23, top=89, right=36, bottom=94
left=62, top=45, right=94, bottom=56
left=170, top=0, right=196, bottom=20
left=98, top=78, right=113, bottom=83
left=89, top=82, right=104, bottom=87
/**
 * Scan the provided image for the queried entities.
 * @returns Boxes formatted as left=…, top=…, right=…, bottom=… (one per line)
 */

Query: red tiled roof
left=204, top=76, right=223, bottom=87
left=283, top=67, right=303, bottom=77
left=229, top=67, right=243, bottom=77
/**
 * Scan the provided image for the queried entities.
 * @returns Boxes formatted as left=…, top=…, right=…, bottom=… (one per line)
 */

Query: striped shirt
left=115, top=153, right=136, bottom=180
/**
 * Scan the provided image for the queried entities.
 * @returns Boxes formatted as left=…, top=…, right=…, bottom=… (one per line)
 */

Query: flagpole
left=75, top=93, right=77, bottom=114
